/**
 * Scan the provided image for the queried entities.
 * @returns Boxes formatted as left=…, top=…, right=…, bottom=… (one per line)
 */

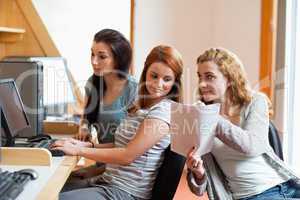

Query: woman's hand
left=54, top=138, right=92, bottom=148
left=73, top=125, right=92, bottom=141
left=186, top=147, right=205, bottom=181
left=51, top=138, right=83, bottom=156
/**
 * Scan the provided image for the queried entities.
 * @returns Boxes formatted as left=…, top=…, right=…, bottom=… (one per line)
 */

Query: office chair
left=151, top=145, right=186, bottom=200
left=268, top=121, right=284, bottom=160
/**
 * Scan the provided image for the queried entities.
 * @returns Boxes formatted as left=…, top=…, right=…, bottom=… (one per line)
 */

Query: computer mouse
left=18, top=168, right=39, bottom=180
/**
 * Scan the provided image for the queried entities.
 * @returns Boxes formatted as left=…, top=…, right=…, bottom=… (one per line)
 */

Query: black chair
left=151, top=145, right=186, bottom=200
left=268, top=121, right=284, bottom=160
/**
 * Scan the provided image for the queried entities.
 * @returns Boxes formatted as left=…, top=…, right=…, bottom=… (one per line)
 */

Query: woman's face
left=91, top=41, right=115, bottom=76
left=197, top=61, right=229, bottom=103
left=145, top=62, right=175, bottom=101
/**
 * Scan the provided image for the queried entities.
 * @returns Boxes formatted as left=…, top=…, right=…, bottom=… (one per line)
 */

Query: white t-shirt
left=211, top=93, right=287, bottom=199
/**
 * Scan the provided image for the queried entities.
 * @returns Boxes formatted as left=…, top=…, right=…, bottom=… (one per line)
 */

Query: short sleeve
left=146, top=100, right=171, bottom=125
left=123, top=77, right=138, bottom=109
left=84, top=76, right=94, bottom=97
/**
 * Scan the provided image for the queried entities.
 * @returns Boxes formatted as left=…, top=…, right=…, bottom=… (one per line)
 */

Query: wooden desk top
left=0, top=155, right=79, bottom=200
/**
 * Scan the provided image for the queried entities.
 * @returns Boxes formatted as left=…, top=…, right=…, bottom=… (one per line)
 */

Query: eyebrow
left=91, top=49, right=108, bottom=54
left=204, top=72, right=215, bottom=75
left=149, top=71, right=173, bottom=78
left=198, top=71, right=215, bottom=75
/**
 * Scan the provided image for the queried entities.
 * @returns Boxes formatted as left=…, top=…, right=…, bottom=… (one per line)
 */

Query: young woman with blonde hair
left=186, top=48, right=300, bottom=200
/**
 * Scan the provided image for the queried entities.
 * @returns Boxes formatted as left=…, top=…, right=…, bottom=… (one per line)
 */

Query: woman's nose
left=92, top=56, right=98, bottom=65
left=199, top=80, right=207, bottom=88
left=157, top=79, right=164, bottom=88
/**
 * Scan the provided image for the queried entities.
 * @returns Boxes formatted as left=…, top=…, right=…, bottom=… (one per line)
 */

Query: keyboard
left=0, top=168, right=38, bottom=200
left=33, top=139, right=65, bottom=157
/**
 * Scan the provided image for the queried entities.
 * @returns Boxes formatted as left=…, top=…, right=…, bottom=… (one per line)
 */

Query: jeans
left=59, top=184, right=143, bottom=200
left=240, top=180, right=300, bottom=200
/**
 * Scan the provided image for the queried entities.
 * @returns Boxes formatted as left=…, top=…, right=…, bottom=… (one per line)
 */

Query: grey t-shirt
left=85, top=75, right=138, bottom=143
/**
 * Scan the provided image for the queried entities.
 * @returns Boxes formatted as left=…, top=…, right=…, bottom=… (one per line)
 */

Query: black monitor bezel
left=0, top=79, right=30, bottom=140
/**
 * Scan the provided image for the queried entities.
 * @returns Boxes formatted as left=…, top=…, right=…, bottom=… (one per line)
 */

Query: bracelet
left=90, top=141, right=95, bottom=148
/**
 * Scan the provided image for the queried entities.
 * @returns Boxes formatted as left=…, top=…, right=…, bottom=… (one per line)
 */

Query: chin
left=93, top=72, right=103, bottom=76
left=151, top=94, right=164, bottom=99
left=201, top=96, right=216, bottom=103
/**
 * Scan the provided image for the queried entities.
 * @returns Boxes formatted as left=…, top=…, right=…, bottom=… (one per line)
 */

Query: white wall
left=32, top=0, right=131, bottom=90
left=133, top=0, right=261, bottom=103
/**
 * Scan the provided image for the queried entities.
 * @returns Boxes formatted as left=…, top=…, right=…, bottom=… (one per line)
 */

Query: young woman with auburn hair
left=52, top=45, right=184, bottom=200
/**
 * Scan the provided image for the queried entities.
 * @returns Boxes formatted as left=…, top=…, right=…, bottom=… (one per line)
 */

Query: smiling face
left=197, top=61, right=229, bottom=103
left=91, top=41, right=115, bottom=76
left=145, top=62, right=175, bottom=101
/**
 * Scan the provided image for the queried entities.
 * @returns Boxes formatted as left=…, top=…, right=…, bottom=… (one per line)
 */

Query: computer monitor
left=0, top=61, right=43, bottom=137
left=2, top=57, right=76, bottom=118
left=0, top=79, right=30, bottom=146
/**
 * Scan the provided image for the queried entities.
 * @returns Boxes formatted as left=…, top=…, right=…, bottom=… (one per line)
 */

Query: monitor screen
left=0, top=79, right=30, bottom=138
left=29, top=57, right=76, bottom=106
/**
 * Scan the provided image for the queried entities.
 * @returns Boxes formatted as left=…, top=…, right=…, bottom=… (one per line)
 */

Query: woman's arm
left=52, top=118, right=169, bottom=165
left=216, top=93, right=270, bottom=156
left=187, top=170, right=208, bottom=196
left=74, top=96, right=93, bottom=141
left=186, top=147, right=207, bottom=196
left=53, top=138, right=114, bottom=149
left=94, top=142, right=114, bottom=148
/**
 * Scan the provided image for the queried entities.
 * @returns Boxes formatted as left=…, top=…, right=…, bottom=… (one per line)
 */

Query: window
left=285, top=0, right=300, bottom=174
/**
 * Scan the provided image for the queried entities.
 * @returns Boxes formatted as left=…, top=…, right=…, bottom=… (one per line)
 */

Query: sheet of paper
left=170, top=102, right=220, bottom=157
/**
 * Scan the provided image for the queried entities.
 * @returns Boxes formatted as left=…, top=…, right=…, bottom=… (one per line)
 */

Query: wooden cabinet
left=0, top=0, right=59, bottom=60
left=0, top=26, right=25, bottom=43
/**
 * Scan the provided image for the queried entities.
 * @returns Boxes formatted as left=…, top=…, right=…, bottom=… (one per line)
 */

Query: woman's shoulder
left=126, top=75, right=138, bottom=90
left=249, top=91, right=269, bottom=106
left=127, top=75, right=138, bottom=84
left=122, top=75, right=138, bottom=101
left=148, top=99, right=172, bottom=113
left=145, top=99, right=173, bottom=124
left=243, top=91, right=269, bottom=115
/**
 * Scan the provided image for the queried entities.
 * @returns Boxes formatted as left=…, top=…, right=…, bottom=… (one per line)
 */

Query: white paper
left=170, top=102, right=220, bottom=157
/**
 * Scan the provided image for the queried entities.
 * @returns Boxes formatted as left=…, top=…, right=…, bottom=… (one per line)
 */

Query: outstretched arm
left=216, top=93, right=270, bottom=156
left=52, top=118, right=169, bottom=165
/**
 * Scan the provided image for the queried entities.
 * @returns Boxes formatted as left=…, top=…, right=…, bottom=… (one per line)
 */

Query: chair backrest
left=151, top=145, right=186, bottom=200
left=268, top=121, right=284, bottom=160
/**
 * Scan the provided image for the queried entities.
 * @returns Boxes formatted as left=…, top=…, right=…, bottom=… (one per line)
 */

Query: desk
left=0, top=155, right=79, bottom=200
left=0, top=130, right=80, bottom=200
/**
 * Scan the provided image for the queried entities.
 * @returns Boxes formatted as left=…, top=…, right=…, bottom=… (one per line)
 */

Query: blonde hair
left=197, top=47, right=252, bottom=108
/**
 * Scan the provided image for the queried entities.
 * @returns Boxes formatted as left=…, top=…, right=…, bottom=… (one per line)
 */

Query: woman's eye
left=151, top=74, right=158, bottom=79
left=99, top=55, right=107, bottom=59
left=91, top=53, right=95, bottom=57
left=207, top=75, right=215, bottom=80
left=164, top=77, right=172, bottom=82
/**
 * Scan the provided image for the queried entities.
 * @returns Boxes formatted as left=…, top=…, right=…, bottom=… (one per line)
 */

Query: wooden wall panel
left=4, top=0, right=44, bottom=57
left=0, top=0, right=60, bottom=60
left=259, top=0, right=277, bottom=102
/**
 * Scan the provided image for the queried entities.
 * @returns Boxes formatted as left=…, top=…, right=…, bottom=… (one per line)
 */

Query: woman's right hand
left=73, top=125, right=92, bottom=141
left=186, top=147, right=205, bottom=181
left=53, top=137, right=92, bottom=148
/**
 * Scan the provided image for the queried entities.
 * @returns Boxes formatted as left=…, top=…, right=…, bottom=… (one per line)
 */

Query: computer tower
left=0, top=61, right=44, bottom=137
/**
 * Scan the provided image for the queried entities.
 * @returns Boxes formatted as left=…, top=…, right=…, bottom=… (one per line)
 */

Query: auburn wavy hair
left=129, top=45, right=183, bottom=113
